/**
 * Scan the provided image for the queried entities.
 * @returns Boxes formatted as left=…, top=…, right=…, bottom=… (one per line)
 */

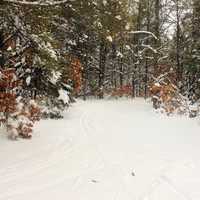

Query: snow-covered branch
left=141, top=44, right=157, bottom=54
left=129, top=31, right=158, bottom=40
left=3, top=0, right=68, bottom=6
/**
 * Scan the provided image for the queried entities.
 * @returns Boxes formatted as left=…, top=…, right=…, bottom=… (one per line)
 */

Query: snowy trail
left=0, top=99, right=200, bottom=200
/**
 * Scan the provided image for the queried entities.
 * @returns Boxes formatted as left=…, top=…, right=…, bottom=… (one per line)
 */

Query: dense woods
left=0, top=0, right=200, bottom=138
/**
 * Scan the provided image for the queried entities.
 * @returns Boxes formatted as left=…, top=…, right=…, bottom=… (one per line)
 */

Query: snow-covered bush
left=0, top=68, right=41, bottom=139
left=40, top=94, right=69, bottom=119
left=7, top=98, right=41, bottom=139
left=0, top=5, right=78, bottom=140
left=38, top=69, right=73, bottom=119
left=150, top=82, right=196, bottom=117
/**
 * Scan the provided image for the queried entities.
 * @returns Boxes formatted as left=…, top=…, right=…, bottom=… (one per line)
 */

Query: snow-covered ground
left=0, top=99, right=200, bottom=200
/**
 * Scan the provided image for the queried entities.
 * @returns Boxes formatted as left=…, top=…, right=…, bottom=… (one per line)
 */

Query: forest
left=0, top=1, right=200, bottom=199
left=0, top=0, right=200, bottom=139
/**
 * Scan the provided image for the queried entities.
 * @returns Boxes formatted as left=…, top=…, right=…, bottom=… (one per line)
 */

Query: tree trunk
left=98, top=39, right=107, bottom=99
left=144, top=0, right=150, bottom=99
left=119, top=43, right=124, bottom=88
left=176, top=0, right=182, bottom=83
left=154, top=0, right=160, bottom=73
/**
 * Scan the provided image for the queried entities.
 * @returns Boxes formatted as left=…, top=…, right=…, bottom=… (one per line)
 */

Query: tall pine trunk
left=154, top=0, right=160, bottom=73
left=144, top=0, right=150, bottom=99
left=175, top=0, right=182, bottom=83
left=98, top=39, right=107, bottom=99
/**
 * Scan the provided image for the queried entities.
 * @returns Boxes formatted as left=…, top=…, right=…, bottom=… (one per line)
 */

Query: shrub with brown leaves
left=111, top=85, right=133, bottom=98
left=150, top=82, right=190, bottom=115
left=0, top=68, right=41, bottom=139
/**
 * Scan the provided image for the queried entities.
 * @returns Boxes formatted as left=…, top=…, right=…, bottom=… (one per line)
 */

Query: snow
left=26, top=76, right=31, bottom=86
left=50, top=71, right=61, bottom=85
left=154, top=82, right=161, bottom=87
left=7, top=46, right=12, bottom=51
left=116, top=50, right=123, bottom=58
left=125, top=23, right=130, bottom=30
left=129, top=31, right=158, bottom=40
left=31, top=34, right=58, bottom=61
left=0, top=99, right=200, bottom=200
left=58, top=89, right=69, bottom=104
left=115, top=15, right=122, bottom=20
left=102, top=0, right=107, bottom=6
left=106, top=36, right=113, bottom=42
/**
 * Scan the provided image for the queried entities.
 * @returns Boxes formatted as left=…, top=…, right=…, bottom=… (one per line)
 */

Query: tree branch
left=3, top=0, right=68, bottom=6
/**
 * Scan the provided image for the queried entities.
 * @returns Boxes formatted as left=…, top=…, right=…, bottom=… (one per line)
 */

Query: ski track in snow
left=0, top=99, right=200, bottom=200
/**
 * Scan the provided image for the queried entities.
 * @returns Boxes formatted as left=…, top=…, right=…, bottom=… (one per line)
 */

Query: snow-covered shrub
left=0, top=10, right=77, bottom=140
left=39, top=72, right=73, bottom=119
left=40, top=96, right=68, bottom=119
left=0, top=68, right=41, bottom=139
left=7, top=98, right=41, bottom=139
left=188, top=103, right=199, bottom=118
left=150, top=82, right=192, bottom=116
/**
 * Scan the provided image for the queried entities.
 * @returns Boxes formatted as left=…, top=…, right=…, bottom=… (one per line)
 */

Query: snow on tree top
left=106, top=36, right=113, bottom=42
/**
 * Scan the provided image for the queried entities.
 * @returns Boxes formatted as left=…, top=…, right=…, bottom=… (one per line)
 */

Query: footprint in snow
left=91, top=179, right=99, bottom=183
left=131, top=171, right=135, bottom=176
